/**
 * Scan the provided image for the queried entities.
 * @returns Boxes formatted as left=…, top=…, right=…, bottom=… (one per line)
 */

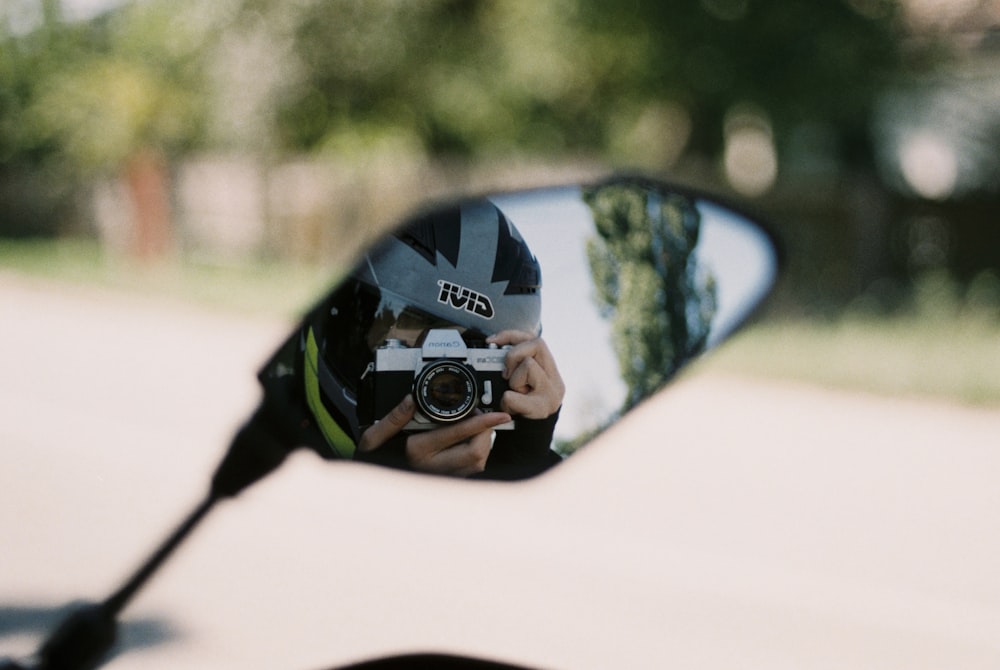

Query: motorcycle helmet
left=302, top=198, right=543, bottom=458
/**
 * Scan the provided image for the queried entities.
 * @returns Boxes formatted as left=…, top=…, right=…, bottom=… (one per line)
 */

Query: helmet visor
left=320, top=282, right=489, bottom=398
left=365, top=287, right=488, bottom=350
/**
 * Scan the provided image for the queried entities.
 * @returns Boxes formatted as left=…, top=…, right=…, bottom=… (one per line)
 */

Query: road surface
left=2, top=272, right=999, bottom=669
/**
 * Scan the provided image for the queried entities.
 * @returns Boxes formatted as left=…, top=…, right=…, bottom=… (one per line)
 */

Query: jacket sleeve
left=352, top=433, right=412, bottom=471
left=479, top=408, right=563, bottom=481
left=354, top=409, right=564, bottom=480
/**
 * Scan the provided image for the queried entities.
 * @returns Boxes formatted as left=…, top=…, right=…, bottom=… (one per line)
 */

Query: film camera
left=361, top=329, right=514, bottom=431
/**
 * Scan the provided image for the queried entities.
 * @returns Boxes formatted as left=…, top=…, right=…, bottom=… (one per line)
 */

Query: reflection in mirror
left=493, top=179, right=778, bottom=454
left=258, top=177, right=778, bottom=480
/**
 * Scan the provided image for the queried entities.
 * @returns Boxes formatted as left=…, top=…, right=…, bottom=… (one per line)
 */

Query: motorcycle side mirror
left=253, top=175, right=780, bottom=481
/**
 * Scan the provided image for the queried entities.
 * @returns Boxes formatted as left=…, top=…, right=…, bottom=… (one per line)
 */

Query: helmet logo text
left=437, top=280, right=494, bottom=319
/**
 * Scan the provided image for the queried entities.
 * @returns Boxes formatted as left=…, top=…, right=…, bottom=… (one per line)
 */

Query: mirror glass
left=259, top=177, right=778, bottom=480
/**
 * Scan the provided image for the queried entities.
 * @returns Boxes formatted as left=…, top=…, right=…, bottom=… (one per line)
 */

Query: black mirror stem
left=3, top=395, right=302, bottom=670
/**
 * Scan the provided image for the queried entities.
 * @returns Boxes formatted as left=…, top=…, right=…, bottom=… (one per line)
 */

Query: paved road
left=2, top=273, right=1000, bottom=669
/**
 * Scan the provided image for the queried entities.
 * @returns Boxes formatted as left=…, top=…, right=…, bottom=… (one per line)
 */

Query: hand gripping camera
left=360, top=329, right=514, bottom=431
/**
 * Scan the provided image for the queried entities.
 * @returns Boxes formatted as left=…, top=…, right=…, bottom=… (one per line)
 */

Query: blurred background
left=2, top=5, right=999, bottom=668
left=2, top=0, right=999, bottom=405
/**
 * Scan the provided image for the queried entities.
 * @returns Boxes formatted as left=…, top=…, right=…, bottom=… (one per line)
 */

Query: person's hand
left=358, top=394, right=512, bottom=477
left=487, top=330, right=565, bottom=419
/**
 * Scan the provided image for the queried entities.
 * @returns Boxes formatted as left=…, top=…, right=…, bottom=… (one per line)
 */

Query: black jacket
left=258, top=330, right=561, bottom=481
left=353, top=409, right=563, bottom=481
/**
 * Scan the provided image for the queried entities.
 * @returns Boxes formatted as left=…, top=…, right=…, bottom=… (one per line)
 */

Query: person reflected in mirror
left=284, top=199, right=564, bottom=480
left=357, top=328, right=564, bottom=478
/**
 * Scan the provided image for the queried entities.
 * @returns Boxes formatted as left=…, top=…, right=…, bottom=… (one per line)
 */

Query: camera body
left=362, top=328, right=514, bottom=431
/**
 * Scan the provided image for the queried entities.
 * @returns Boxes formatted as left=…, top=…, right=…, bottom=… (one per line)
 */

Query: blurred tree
left=1, top=3, right=108, bottom=234
left=28, top=10, right=207, bottom=169
left=2, top=5, right=88, bottom=165
left=3, top=0, right=910, bottom=171
left=1, top=0, right=215, bottom=253
left=245, top=0, right=908, bottom=172
left=0, top=0, right=932, bottom=284
left=258, top=0, right=613, bottom=158
left=2, top=1, right=214, bottom=166
left=578, top=0, right=907, bottom=171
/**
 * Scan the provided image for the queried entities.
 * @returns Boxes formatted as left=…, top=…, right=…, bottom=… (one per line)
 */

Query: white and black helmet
left=303, top=199, right=542, bottom=455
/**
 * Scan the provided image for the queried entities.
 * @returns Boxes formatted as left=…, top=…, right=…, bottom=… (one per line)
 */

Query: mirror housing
left=253, top=176, right=779, bottom=480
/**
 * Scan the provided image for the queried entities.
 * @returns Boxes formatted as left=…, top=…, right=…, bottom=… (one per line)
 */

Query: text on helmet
left=437, top=280, right=495, bottom=319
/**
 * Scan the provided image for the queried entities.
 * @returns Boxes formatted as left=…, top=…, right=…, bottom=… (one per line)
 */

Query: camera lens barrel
left=413, top=360, right=478, bottom=423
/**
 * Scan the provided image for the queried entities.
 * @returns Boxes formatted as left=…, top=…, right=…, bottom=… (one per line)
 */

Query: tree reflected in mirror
left=584, top=180, right=717, bottom=411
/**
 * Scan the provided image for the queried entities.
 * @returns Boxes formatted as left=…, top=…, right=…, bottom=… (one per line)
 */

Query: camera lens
left=414, top=361, right=477, bottom=423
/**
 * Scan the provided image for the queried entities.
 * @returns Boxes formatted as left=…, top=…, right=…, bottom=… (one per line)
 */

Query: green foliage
left=1, top=0, right=212, bottom=173
left=266, top=0, right=618, bottom=156
left=29, top=56, right=201, bottom=170
left=239, top=0, right=906, bottom=167
left=584, top=181, right=717, bottom=409
left=610, top=0, right=902, bottom=154
left=1, top=0, right=908, bottom=171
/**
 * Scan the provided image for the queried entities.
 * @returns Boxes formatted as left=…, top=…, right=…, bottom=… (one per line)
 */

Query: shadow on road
left=0, top=603, right=179, bottom=662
